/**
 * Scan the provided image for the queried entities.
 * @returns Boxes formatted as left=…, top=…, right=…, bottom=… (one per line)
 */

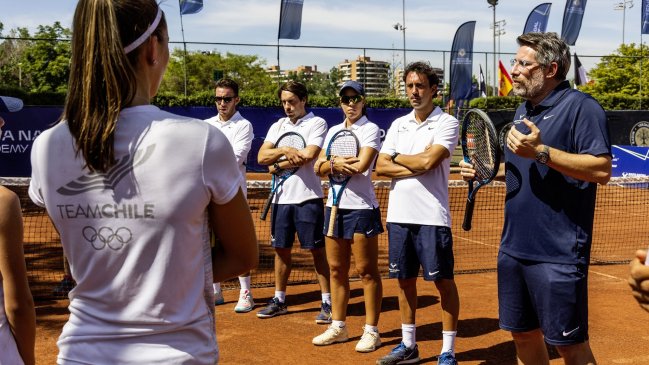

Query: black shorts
left=271, top=198, right=325, bottom=249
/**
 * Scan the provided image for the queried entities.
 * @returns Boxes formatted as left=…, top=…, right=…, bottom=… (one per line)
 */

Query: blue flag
left=450, top=21, right=476, bottom=101
left=561, top=0, right=587, bottom=46
left=643, top=0, right=649, bottom=34
left=278, top=0, right=304, bottom=40
left=180, top=0, right=203, bottom=15
left=523, top=3, right=552, bottom=34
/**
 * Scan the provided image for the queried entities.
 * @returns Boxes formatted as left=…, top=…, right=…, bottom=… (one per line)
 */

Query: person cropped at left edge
left=0, top=95, right=36, bottom=365
left=629, top=249, right=649, bottom=313
left=311, top=80, right=384, bottom=353
left=256, top=80, right=332, bottom=324
left=205, top=78, right=257, bottom=312
left=27, top=1, right=257, bottom=364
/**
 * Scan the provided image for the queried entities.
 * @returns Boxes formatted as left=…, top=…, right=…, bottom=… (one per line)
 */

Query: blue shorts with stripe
left=386, top=223, right=454, bottom=281
left=271, top=198, right=325, bottom=249
left=497, top=251, right=590, bottom=345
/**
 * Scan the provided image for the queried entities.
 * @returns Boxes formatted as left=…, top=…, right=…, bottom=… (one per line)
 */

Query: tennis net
left=4, top=176, right=648, bottom=300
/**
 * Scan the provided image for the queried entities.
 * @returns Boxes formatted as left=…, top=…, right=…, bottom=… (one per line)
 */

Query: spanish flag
left=498, top=60, right=513, bottom=96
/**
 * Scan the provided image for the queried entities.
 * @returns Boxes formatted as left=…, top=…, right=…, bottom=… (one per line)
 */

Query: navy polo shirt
left=500, top=80, right=611, bottom=265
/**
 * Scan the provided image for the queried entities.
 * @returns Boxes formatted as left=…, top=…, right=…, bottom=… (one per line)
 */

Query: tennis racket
left=259, top=131, right=306, bottom=221
left=326, top=129, right=360, bottom=237
left=461, top=109, right=501, bottom=231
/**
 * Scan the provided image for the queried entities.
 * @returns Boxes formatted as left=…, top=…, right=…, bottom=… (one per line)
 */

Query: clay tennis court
left=14, top=173, right=649, bottom=364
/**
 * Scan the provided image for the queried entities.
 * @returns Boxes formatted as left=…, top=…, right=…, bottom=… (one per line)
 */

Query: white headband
left=124, top=7, right=163, bottom=54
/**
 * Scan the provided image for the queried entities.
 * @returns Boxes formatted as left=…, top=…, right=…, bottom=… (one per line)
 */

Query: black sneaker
left=256, top=297, right=288, bottom=318
left=376, top=342, right=420, bottom=365
left=315, top=302, right=332, bottom=324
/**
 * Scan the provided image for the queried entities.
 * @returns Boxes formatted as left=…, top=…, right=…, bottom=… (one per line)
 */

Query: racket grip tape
left=462, top=198, right=475, bottom=231
left=326, top=205, right=338, bottom=237
left=260, top=194, right=273, bottom=221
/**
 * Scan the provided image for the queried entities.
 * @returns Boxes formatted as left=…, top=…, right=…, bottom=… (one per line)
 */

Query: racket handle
left=462, top=198, right=476, bottom=231
left=260, top=194, right=273, bottom=221
left=327, top=205, right=338, bottom=237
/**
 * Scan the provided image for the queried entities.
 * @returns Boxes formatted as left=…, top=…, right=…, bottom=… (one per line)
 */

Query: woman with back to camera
left=311, top=80, right=384, bottom=353
left=28, top=1, right=258, bottom=363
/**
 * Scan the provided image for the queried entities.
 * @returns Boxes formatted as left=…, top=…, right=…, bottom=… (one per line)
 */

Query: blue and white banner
left=479, top=65, right=487, bottom=98
left=642, top=0, right=649, bottom=34
left=523, top=3, right=552, bottom=34
left=561, top=0, right=587, bottom=46
left=278, top=0, right=304, bottom=40
left=179, top=0, right=203, bottom=15
left=449, top=21, right=476, bottom=101
left=611, top=145, right=649, bottom=178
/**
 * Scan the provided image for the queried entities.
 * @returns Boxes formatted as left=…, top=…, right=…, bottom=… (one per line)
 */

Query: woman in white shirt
left=311, top=81, right=384, bottom=353
left=28, top=1, right=257, bottom=364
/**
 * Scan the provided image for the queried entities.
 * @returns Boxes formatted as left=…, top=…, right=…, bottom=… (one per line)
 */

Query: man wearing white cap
left=0, top=95, right=36, bottom=365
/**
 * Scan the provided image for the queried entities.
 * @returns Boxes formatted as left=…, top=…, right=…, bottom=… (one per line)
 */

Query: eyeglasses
left=215, top=96, right=235, bottom=104
left=340, top=95, right=364, bottom=105
left=510, top=58, right=540, bottom=69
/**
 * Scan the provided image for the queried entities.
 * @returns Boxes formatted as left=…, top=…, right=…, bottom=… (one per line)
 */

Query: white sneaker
left=234, top=290, right=255, bottom=313
left=312, top=325, right=349, bottom=346
left=355, top=328, right=381, bottom=353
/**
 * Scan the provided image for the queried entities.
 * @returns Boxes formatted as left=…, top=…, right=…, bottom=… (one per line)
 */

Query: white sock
left=212, top=282, right=221, bottom=294
left=239, top=276, right=251, bottom=291
left=332, top=320, right=345, bottom=328
left=275, top=291, right=286, bottom=303
left=401, top=323, right=416, bottom=349
left=441, top=330, right=457, bottom=355
left=364, top=324, right=379, bottom=334
left=321, top=292, right=331, bottom=305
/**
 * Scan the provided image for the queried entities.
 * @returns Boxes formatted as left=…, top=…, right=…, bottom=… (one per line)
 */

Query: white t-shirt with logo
left=380, top=107, right=459, bottom=227
left=29, top=105, right=242, bottom=364
left=264, top=112, right=327, bottom=204
left=323, top=117, right=380, bottom=209
left=205, top=111, right=254, bottom=197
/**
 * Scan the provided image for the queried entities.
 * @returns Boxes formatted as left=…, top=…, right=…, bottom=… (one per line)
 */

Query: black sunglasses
left=215, top=96, right=235, bottom=104
left=340, top=95, right=363, bottom=105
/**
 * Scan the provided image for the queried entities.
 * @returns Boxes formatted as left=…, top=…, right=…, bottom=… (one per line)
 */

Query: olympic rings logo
left=82, top=226, right=133, bottom=250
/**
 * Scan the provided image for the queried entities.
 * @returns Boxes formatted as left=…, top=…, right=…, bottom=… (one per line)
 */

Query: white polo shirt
left=380, top=107, right=459, bottom=227
left=29, top=105, right=242, bottom=364
left=205, top=111, right=254, bottom=197
left=323, top=116, right=380, bottom=210
left=0, top=286, right=23, bottom=365
left=264, top=112, right=327, bottom=204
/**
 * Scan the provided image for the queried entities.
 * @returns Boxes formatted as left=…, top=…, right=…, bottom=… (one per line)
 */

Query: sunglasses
left=215, top=96, right=235, bottom=104
left=340, top=95, right=364, bottom=105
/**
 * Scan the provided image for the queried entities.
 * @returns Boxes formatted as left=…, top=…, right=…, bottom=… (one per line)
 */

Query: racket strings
left=328, top=133, right=359, bottom=183
left=467, top=118, right=498, bottom=181
left=275, top=134, right=306, bottom=178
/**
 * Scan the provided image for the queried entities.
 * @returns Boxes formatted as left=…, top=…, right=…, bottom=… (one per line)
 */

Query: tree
left=0, top=25, right=31, bottom=89
left=21, top=22, right=71, bottom=93
left=580, top=43, right=648, bottom=100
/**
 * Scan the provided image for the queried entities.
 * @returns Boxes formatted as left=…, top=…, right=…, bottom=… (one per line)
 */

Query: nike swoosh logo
left=428, top=271, right=439, bottom=276
left=366, top=229, right=374, bottom=235
left=562, top=326, right=579, bottom=336
left=543, top=115, right=554, bottom=120
left=390, top=263, right=397, bottom=268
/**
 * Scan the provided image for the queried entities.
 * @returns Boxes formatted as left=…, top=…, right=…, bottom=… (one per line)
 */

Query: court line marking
left=588, top=269, right=625, bottom=281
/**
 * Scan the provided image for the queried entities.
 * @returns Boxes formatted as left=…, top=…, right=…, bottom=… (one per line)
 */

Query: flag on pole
left=180, top=0, right=203, bottom=15
left=561, top=0, right=587, bottom=46
left=574, top=54, right=590, bottom=88
left=642, top=0, right=649, bottom=34
left=498, top=60, right=513, bottom=96
left=479, top=65, right=487, bottom=97
left=449, top=21, right=476, bottom=101
left=278, top=0, right=304, bottom=40
left=523, top=3, right=552, bottom=34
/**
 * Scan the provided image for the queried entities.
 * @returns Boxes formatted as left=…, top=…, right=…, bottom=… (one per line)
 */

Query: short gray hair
left=516, top=32, right=571, bottom=80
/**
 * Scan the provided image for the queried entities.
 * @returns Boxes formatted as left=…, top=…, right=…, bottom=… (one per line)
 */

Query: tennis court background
left=6, top=175, right=648, bottom=301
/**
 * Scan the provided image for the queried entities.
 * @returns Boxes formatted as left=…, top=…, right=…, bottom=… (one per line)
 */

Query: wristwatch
left=535, top=145, right=550, bottom=164
left=390, top=152, right=400, bottom=162
left=273, top=162, right=281, bottom=171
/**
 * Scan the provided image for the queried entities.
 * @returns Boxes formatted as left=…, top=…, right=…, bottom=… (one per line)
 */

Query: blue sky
left=1, top=0, right=645, bottom=87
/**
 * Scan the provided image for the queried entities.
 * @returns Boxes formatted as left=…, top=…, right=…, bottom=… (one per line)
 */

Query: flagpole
left=277, top=0, right=282, bottom=88
left=179, top=1, right=188, bottom=97
left=640, top=34, right=643, bottom=110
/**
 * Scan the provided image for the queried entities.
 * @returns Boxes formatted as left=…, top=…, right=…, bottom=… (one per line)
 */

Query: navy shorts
left=497, top=251, right=590, bottom=346
left=271, top=198, right=325, bottom=249
left=386, top=223, right=454, bottom=281
left=323, top=207, right=384, bottom=239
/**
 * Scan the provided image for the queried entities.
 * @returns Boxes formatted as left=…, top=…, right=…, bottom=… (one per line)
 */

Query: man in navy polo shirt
left=461, top=32, right=611, bottom=365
